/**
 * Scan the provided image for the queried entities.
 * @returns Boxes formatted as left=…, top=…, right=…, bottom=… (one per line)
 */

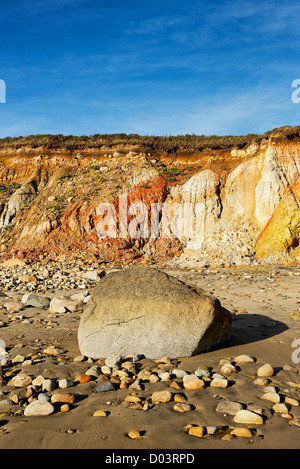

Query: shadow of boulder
left=219, top=313, right=288, bottom=349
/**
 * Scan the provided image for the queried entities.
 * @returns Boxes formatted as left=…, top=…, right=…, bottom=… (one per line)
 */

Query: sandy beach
left=0, top=264, right=299, bottom=450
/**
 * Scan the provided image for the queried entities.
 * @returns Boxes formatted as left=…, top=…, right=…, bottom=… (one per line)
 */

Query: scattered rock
left=24, top=294, right=51, bottom=309
left=75, top=374, right=92, bottom=384
left=96, top=382, right=118, bottom=392
left=220, top=363, right=238, bottom=375
left=93, top=410, right=108, bottom=417
left=234, top=354, right=255, bottom=364
left=174, top=403, right=193, bottom=413
left=257, top=364, right=274, bottom=377
left=11, top=373, right=32, bottom=388
left=233, top=410, right=264, bottom=425
left=4, top=300, right=24, bottom=312
left=253, top=377, right=270, bottom=386
left=151, top=391, right=172, bottom=403
left=261, top=392, right=281, bottom=404
left=216, top=400, right=243, bottom=415
left=51, top=393, right=75, bottom=405
left=127, top=430, right=144, bottom=439
left=49, top=296, right=83, bottom=313
left=183, top=374, right=205, bottom=390
left=24, top=400, right=55, bottom=416
left=273, top=403, right=289, bottom=413
left=210, top=377, right=228, bottom=388
left=230, top=427, right=254, bottom=437
left=188, top=426, right=205, bottom=437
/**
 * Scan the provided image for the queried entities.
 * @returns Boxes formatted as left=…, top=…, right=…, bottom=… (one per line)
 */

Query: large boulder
left=78, top=267, right=232, bottom=359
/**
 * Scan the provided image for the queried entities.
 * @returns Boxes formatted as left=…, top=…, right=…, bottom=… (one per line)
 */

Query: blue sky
left=0, top=0, right=299, bottom=137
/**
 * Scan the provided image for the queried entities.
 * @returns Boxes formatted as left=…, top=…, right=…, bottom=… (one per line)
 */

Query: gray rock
left=96, top=381, right=118, bottom=392
left=24, top=294, right=51, bottom=309
left=78, top=267, right=232, bottom=359
left=38, top=393, right=51, bottom=402
left=216, top=400, right=244, bottom=415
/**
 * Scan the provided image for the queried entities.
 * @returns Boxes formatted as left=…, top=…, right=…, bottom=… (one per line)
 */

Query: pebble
left=210, top=378, right=228, bottom=388
left=75, top=374, right=92, bottom=384
left=220, top=363, right=238, bottom=375
left=85, top=366, right=101, bottom=377
left=285, top=397, right=299, bottom=406
left=206, top=426, right=218, bottom=435
left=233, top=410, right=264, bottom=425
left=290, top=418, right=300, bottom=427
left=38, top=393, right=51, bottom=402
left=24, top=400, right=55, bottom=416
left=188, top=426, right=205, bottom=437
left=96, top=382, right=118, bottom=392
left=172, top=369, right=187, bottom=379
left=253, top=377, right=270, bottom=386
left=261, top=392, right=281, bottom=404
left=137, top=369, right=152, bottom=381
left=174, top=403, right=193, bottom=413
left=273, top=403, right=289, bottom=413
left=149, top=374, right=160, bottom=384
left=230, top=427, right=254, bottom=438
left=58, top=378, right=73, bottom=389
left=157, top=371, right=170, bottom=382
left=93, top=410, right=108, bottom=417
left=234, top=354, right=255, bottom=364
left=151, top=391, right=172, bottom=403
left=105, top=354, right=122, bottom=368
left=60, top=404, right=70, bottom=412
left=128, top=430, right=144, bottom=440
left=124, top=395, right=142, bottom=404
left=216, top=400, right=243, bottom=415
left=32, top=375, right=45, bottom=387
left=257, top=364, right=274, bottom=377
left=12, top=373, right=32, bottom=388
left=42, top=379, right=56, bottom=392
left=183, top=374, right=205, bottom=390
left=195, top=367, right=210, bottom=378
left=174, top=393, right=187, bottom=403
left=51, top=393, right=75, bottom=405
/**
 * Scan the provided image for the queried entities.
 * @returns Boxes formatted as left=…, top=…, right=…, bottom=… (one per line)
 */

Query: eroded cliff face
left=0, top=130, right=299, bottom=267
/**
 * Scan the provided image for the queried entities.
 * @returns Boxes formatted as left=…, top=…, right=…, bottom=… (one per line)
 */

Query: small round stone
left=151, top=391, right=172, bottom=403
left=273, top=403, right=289, bottom=413
left=233, top=410, right=263, bottom=425
left=253, top=377, right=270, bottom=386
left=234, top=354, right=255, bottom=364
left=128, top=430, right=144, bottom=440
left=261, top=392, right=280, bottom=404
left=93, top=410, right=108, bottom=417
left=230, top=427, right=254, bottom=438
left=173, top=403, right=193, bottom=413
left=24, top=400, right=55, bottom=416
left=210, top=378, right=228, bottom=388
left=183, top=374, right=205, bottom=390
left=216, top=400, right=243, bottom=415
left=257, top=364, right=274, bottom=377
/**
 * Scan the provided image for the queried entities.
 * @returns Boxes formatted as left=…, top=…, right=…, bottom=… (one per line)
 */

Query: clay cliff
left=0, top=126, right=299, bottom=267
